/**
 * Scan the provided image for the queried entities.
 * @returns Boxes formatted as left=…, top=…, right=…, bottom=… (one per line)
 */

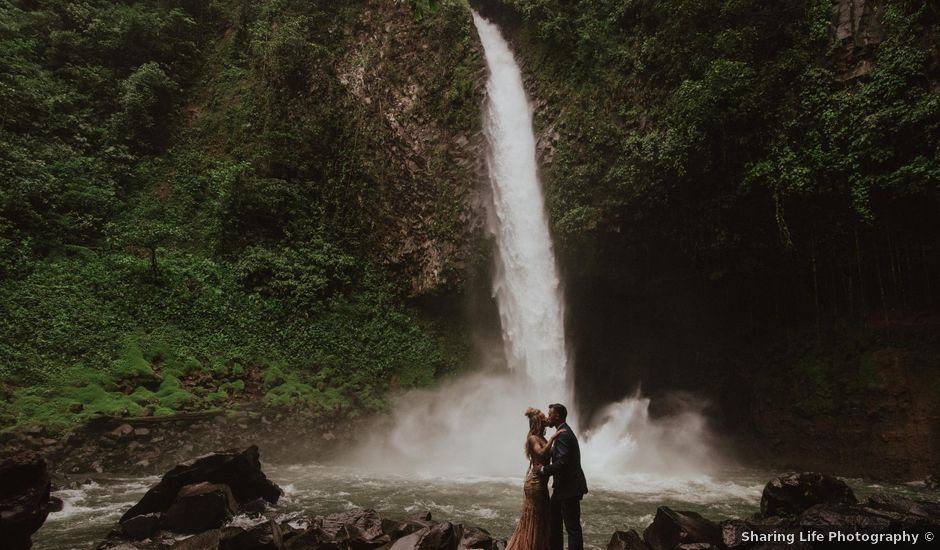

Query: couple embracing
left=508, top=403, right=588, bottom=550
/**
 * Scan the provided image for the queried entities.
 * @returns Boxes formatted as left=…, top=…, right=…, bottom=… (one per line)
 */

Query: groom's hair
left=549, top=403, right=567, bottom=421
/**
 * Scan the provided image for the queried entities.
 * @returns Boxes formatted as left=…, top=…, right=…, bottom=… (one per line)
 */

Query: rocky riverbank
left=4, top=445, right=939, bottom=550
left=616, top=472, right=940, bottom=550
left=0, top=409, right=357, bottom=477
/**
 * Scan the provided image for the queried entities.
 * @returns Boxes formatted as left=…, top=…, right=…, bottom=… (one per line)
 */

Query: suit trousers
left=549, top=494, right=583, bottom=550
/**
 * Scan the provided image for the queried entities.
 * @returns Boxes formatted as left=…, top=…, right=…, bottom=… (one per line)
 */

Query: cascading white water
left=473, top=11, right=568, bottom=401
left=346, top=10, right=715, bottom=481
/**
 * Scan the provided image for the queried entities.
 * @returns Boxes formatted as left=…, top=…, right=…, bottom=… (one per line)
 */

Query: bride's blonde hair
left=525, top=407, right=545, bottom=436
left=524, top=408, right=546, bottom=459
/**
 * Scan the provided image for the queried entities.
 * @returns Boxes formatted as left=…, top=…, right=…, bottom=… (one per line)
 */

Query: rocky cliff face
left=832, top=0, right=885, bottom=81
left=337, top=2, right=488, bottom=295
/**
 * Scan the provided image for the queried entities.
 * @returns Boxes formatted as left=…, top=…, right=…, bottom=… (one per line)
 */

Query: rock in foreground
left=0, top=451, right=55, bottom=550
left=643, top=507, right=720, bottom=550
left=99, top=446, right=505, bottom=550
left=120, top=445, right=281, bottom=524
left=759, top=472, right=857, bottom=517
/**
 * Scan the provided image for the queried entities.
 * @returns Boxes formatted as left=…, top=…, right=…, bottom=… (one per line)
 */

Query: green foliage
left=154, top=375, right=194, bottom=409
left=0, top=247, right=455, bottom=429
left=252, top=14, right=327, bottom=88
left=234, top=240, right=360, bottom=308
left=106, top=201, right=186, bottom=272
left=110, top=340, right=155, bottom=380
left=399, top=0, right=442, bottom=20
left=264, top=378, right=350, bottom=413
left=506, top=0, right=938, bottom=332
left=0, top=0, right=476, bottom=432
left=113, top=62, right=181, bottom=151
left=220, top=380, right=245, bottom=394
left=262, top=365, right=287, bottom=388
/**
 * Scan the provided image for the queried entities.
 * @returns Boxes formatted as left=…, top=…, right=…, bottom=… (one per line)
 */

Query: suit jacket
left=542, top=422, right=588, bottom=500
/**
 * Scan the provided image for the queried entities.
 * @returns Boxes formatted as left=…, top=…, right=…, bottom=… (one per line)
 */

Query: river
left=34, top=464, right=934, bottom=549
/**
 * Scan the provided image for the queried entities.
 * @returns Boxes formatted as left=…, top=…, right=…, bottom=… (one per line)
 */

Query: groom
left=536, top=403, right=588, bottom=550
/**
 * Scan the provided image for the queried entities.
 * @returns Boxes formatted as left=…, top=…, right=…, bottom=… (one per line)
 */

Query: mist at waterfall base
left=344, top=11, right=720, bottom=488
left=346, top=371, right=719, bottom=484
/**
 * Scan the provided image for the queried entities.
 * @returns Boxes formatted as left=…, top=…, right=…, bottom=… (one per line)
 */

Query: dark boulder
left=925, top=475, right=939, bottom=490
left=862, top=493, right=940, bottom=527
left=321, top=508, right=390, bottom=549
left=794, top=494, right=940, bottom=535
left=384, top=522, right=462, bottom=550
left=322, top=508, right=385, bottom=538
left=760, top=472, right=856, bottom=518
left=417, top=521, right=462, bottom=550
left=220, top=520, right=284, bottom=550
left=172, top=529, right=222, bottom=550
left=99, top=543, right=144, bottom=550
left=280, top=521, right=307, bottom=546
left=606, top=530, right=648, bottom=550
left=0, top=451, right=53, bottom=550
left=719, top=516, right=799, bottom=550
left=121, top=445, right=281, bottom=522
left=48, top=495, right=64, bottom=513
left=382, top=518, right=429, bottom=540
left=798, top=503, right=891, bottom=532
left=387, top=530, right=427, bottom=550
left=643, top=507, right=720, bottom=550
left=162, top=482, right=237, bottom=534
left=285, top=525, right=349, bottom=550
left=120, top=512, right=162, bottom=540
left=459, top=526, right=498, bottom=550
left=239, top=497, right=269, bottom=517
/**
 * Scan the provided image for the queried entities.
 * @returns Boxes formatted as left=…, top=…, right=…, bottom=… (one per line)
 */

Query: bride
left=506, top=408, right=566, bottom=550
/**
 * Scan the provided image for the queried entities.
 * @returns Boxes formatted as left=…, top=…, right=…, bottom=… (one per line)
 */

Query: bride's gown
left=505, top=436, right=551, bottom=550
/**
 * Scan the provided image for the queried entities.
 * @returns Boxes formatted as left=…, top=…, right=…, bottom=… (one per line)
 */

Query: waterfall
left=345, top=10, right=715, bottom=480
left=473, top=11, right=568, bottom=401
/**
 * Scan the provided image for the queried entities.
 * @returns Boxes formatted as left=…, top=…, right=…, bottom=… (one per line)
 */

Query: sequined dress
left=505, top=436, right=551, bottom=550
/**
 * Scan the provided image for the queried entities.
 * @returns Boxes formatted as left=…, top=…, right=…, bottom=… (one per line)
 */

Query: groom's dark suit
left=541, top=422, right=587, bottom=550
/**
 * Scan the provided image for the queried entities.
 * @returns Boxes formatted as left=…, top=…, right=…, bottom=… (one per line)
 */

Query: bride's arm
left=527, top=435, right=551, bottom=460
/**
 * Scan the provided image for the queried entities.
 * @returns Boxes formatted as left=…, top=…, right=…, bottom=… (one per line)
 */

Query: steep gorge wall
left=467, top=0, right=940, bottom=479
left=334, top=2, right=489, bottom=295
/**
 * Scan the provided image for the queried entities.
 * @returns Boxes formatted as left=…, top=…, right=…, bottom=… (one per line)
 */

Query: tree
left=106, top=204, right=185, bottom=273
left=112, top=62, right=180, bottom=151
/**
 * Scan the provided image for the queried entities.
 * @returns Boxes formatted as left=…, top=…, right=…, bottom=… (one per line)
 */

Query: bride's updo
left=525, top=407, right=545, bottom=437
